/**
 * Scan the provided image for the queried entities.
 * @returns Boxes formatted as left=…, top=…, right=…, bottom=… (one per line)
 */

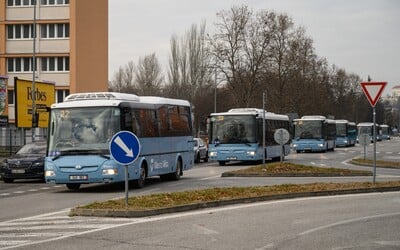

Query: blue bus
left=379, top=124, right=391, bottom=140
left=45, top=92, right=194, bottom=190
left=207, top=108, right=291, bottom=166
left=292, top=116, right=336, bottom=153
left=357, top=122, right=380, bottom=143
left=335, top=120, right=357, bottom=147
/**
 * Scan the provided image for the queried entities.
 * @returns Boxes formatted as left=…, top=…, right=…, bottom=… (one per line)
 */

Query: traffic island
left=69, top=181, right=400, bottom=218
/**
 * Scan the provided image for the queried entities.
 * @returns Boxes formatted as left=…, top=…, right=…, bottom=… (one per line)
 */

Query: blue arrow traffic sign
left=109, top=131, right=141, bottom=165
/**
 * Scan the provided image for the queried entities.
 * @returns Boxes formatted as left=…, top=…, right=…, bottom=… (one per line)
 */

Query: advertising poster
left=14, top=77, right=55, bottom=128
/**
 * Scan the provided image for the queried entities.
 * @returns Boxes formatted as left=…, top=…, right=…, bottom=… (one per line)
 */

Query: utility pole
left=31, top=0, right=37, bottom=141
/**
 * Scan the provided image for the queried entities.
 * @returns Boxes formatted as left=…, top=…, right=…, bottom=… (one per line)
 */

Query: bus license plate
left=12, top=169, right=25, bottom=174
left=69, top=175, right=88, bottom=181
left=227, top=156, right=237, bottom=160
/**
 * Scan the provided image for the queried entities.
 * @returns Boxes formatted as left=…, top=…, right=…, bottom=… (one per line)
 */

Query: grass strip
left=222, top=162, right=371, bottom=176
left=78, top=181, right=400, bottom=211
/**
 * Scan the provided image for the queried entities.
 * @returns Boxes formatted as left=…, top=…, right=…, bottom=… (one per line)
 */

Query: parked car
left=194, top=137, right=208, bottom=163
left=0, top=140, right=47, bottom=183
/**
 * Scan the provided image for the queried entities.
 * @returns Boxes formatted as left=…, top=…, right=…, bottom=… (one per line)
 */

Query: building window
left=40, top=24, right=69, bottom=39
left=41, top=57, right=69, bottom=72
left=8, top=90, right=14, bottom=105
left=7, top=24, right=34, bottom=39
left=7, top=0, right=35, bottom=6
left=40, top=0, right=69, bottom=5
left=56, top=89, right=69, bottom=103
left=7, top=58, right=37, bottom=73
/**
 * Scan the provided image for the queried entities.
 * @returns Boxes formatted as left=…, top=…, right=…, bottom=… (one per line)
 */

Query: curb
left=221, top=172, right=372, bottom=177
left=69, top=186, right=400, bottom=218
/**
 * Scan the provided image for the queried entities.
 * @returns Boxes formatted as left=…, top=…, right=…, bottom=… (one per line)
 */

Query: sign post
left=360, top=81, right=387, bottom=184
left=109, top=131, right=141, bottom=207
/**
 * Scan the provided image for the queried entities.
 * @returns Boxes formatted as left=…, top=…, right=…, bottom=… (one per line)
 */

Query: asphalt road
left=0, top=137, right=399, bottom=249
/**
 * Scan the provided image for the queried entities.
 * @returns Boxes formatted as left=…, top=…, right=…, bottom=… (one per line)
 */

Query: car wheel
left=3, top=177, right=14, bottom=183
left=66, top=183, right=81, bottom=190
left=195, top=153, right=200, bottom=163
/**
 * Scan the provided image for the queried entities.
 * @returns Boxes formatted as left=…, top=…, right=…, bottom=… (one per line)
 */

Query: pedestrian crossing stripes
left=0, top=210, right=134, bottom=250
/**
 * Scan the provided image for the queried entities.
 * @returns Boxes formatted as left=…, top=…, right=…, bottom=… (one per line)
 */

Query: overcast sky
left=109, top=0, right=400, bottom=95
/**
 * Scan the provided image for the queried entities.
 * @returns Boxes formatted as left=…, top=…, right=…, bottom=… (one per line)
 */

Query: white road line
left=298, top=211, right=400, bottom=236
left=12, top=191, right=25, bottom=194
left=0, top=193, right=10, bottom=196
left=201, top=175, right=220, bottom=180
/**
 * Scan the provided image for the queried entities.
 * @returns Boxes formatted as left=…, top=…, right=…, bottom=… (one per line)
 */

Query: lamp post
left=31, top=0, right=37, bottom=141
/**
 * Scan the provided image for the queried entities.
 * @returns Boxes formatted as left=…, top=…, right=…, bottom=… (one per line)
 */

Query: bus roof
left=210, top=108, right=289, bottom=121
left=294, top=115, right=335, bottom=123
left=335, top=119, right=349, bottom=124
left=52, top=92, right=190, bottom=109
left=357, top=122, right=375, bottom=126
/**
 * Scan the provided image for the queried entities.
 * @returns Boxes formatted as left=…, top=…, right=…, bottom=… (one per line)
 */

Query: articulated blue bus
left=292, top=116, right=336, bottom=153
left=45, top=92, right=194, bottom=190
left=207, top=108, right=291, bottom=166
left=335, top=120, right=357, bottom=147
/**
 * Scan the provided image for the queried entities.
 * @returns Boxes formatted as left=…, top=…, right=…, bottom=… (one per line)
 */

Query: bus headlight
left=102, top=168, right=118, bottom=175
left=292, top=144, right=298, bottom=148
left=247, top=151, right=256, bottom=156
left=209, top=151, right=217, bottom=157
left=318, top=143, right=324, bottom=148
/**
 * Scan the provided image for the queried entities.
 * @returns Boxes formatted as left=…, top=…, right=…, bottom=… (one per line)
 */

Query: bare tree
left=134, top=53, right=164, bottom=96
left=109, top=61, right=136, bottom=93
left=209, top=6, right=275, bottom=108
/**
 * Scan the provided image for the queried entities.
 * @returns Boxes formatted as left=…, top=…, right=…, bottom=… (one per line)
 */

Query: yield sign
left=360, top=81, right=387, bottom=107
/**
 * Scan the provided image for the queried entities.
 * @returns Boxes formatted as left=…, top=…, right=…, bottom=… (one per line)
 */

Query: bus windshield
left=48, top=107, right=120, bottom=156
left=210, top=115, right=256, bottom=144
left=294, top=120, right=322, bottom=139
left=336, top=123, right=347, bottom=137
left=358, top=126, right=372, bottom=136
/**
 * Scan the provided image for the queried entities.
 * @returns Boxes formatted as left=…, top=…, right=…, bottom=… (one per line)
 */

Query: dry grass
left=80, top=181, right=400, bottom=211
left=75, top=161, right=400, bottom=211
left=351, top=158, right=400, bottom=169
left=222, top=162, right=371, bottom=176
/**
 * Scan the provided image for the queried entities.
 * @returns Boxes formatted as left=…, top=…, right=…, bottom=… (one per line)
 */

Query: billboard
left=15, top=77, right=55, bottom=128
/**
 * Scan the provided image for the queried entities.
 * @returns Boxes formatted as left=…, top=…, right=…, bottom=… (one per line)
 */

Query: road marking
left=201, top=175, right=220, bottom=180
left=0, top=193, right=10, bottom=196
left=298, top=211, right=400, bottom=236
left=12, top=191, right=25, bottom=194
left=2, top=192, right=400, bottom=250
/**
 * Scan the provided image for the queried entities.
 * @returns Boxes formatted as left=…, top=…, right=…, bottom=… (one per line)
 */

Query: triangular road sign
left=360, top=81, right=387, bottom=107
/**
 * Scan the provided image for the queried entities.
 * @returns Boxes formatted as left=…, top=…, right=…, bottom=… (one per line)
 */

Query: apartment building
left=0, top=0, right=108, bottom=126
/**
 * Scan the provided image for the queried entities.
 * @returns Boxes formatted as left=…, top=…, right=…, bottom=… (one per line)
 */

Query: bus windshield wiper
left=52, top=149, right=110, bottom=160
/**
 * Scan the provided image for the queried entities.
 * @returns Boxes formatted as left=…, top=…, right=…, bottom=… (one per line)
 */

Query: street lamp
left=31, top=0, right=37, bottom=140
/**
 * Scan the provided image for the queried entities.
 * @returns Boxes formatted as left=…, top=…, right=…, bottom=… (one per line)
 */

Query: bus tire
left=133, top=164, right=146, bottom=188
left=218, top=161, right=226, bottom=166
left=170, top=159, right=182, bottom=181
left=66, top=183, right=81, bottom=190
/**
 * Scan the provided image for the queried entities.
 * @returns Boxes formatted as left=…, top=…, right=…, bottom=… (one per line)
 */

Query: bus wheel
left=218, top=161, right=226, bottom=166
left=170, top=160, right=182, bottom=181
left=66, top=183, right=81, bottom=190
left=133, top=165, right=146, bottom=188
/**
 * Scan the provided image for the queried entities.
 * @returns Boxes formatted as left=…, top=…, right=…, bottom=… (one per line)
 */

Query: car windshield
left=17, top=142, right=47, bottom=155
